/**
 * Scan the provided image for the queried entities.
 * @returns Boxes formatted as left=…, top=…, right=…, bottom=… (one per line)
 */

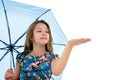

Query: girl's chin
left=39, top=42, right=48, bottom=45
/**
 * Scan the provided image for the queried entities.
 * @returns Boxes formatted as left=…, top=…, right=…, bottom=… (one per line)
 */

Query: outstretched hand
left=68, top=38, right=91, bottom=46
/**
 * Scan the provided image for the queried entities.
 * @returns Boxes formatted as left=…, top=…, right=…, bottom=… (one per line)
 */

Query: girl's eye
left=37, top=30, right=42, bottom=32
left=36, top=30, right=49, bottom=33
left=45, top=31, right=49, bottom=33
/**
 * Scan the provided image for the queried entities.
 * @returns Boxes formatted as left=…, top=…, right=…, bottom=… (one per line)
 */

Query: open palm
left=68, top=38, right=91, bottom=46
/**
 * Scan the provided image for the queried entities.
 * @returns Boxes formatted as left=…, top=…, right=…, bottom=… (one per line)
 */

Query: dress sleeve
left=16, top=51, right=29, bottom=64
left=51, top=53, right=59, bottom=59
left=16, top=53, right=23, bottom=64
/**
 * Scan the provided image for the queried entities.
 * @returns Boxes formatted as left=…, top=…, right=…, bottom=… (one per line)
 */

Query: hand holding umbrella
left=4, top=68, right=15, bottom=80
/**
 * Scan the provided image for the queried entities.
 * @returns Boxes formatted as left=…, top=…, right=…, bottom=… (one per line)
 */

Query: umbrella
left=0, top=0, right=67, bottom=79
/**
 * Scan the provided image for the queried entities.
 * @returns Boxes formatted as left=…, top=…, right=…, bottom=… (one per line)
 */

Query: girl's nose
left=41, top=32, right=46, bottom=35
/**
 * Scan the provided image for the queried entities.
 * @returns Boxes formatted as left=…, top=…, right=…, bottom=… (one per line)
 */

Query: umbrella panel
left=0, top=0, right=67, bottom=79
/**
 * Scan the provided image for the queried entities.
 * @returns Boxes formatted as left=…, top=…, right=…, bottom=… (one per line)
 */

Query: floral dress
left=16, top=51, right=59, bottom=80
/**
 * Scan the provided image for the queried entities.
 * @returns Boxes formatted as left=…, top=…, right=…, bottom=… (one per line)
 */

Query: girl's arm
left=51, top=38, right=91, bottom=76
left=13, top=62, right=20, bottom=80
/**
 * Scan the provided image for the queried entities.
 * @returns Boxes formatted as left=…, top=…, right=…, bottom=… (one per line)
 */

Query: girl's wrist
left=67, top=41, right=74, bottom=48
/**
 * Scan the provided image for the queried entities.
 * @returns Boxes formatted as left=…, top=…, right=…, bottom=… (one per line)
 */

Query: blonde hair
left=24, top=20, right=53, bottom=52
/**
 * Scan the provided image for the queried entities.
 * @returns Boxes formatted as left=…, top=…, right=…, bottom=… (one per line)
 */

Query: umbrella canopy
left=0, top=0, right=67, bottom=79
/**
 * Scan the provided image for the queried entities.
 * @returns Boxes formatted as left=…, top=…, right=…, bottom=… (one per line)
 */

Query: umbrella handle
left=10, top=54, right=12, bottom=69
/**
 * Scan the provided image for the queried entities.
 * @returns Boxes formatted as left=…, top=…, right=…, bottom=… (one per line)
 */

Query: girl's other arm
left=51, top=38, right=91, bottom=76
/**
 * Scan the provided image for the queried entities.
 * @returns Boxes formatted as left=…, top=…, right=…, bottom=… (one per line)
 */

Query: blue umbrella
left=0, top=0, right=67, bottom=79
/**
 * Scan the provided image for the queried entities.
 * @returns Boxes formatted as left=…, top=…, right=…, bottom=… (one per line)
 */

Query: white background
left=12, top=0, right=120, bottom=80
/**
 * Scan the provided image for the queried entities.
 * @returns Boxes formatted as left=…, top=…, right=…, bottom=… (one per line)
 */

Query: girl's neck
left=31, top=44, right=46, bottom=56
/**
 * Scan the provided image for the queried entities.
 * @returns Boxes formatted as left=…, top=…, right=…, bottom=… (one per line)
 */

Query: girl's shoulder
left=16, top=51, right=30, bottom=59
left=50, top=52, right=59, bottom=59
left=16, top=51, right=30, bottom=64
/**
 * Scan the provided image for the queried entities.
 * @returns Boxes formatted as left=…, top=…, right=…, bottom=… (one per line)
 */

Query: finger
left=10, top=68, right=13, bottom=70
left=6, top=70, right=14, bottom=74
left=83, top=38, right=91, bottom=42
left=81, top=39, right=90, bottom=43
left=86, top=38, right=91, bottom=41
left=8, top=68, right=14, bottom=72
left=7, top=69, right=12, bottom=73
left=5, top=73, right=14, bottom=79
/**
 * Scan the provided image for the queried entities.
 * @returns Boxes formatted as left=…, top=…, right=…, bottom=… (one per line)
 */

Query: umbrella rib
left=0, top=47, right=8, bottom=50
left=14, top=45, right=24, bottom=49
left=53, top=43, right=66, bottom=46
left=13, top=48, right=21, bottom=54
left=35, top=9, right=51, bottom=21
left=13, top=31, right=27, bottom=45
left=0, top=49, right=9, bottom=61
left=1, top=0, right=12, bottom=45
left=0, top=40, right=8, bottom=46
left=50, top=11, right=68, bottom=41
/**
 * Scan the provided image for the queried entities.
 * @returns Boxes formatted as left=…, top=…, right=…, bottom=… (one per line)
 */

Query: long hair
left=24, top=20, right=53, bottom=52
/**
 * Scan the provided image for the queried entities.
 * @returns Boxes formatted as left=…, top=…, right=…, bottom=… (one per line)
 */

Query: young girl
left=4, top=20, right=91, bottom=80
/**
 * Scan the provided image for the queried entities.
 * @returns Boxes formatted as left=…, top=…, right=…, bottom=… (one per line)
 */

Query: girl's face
left=32, top=23, right=50, bottom=45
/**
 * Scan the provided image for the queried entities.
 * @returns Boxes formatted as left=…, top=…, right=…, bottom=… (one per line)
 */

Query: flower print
left=27, top=66, right=32, bottom=70
left=40, top=55, right=46, bottom=62
left=26, top=72, right=30, bottom=77
left=31, top=62, right=39, bottom=69
left=46, top=52, right=50, bottom=57
left=16, top=51, right=58, bottom=79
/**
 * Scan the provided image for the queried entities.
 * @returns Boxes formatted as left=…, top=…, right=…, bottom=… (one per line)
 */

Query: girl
left=4, top=20, right=91, bottom=80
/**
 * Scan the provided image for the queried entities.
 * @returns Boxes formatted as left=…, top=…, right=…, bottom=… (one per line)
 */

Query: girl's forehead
left=35, top=23, right=48, bottom=29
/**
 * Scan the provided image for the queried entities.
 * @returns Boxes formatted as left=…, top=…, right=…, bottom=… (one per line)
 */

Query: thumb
left=9, top=68, right=14, bottom=72
left=10, top=68, right=13, bottom=70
